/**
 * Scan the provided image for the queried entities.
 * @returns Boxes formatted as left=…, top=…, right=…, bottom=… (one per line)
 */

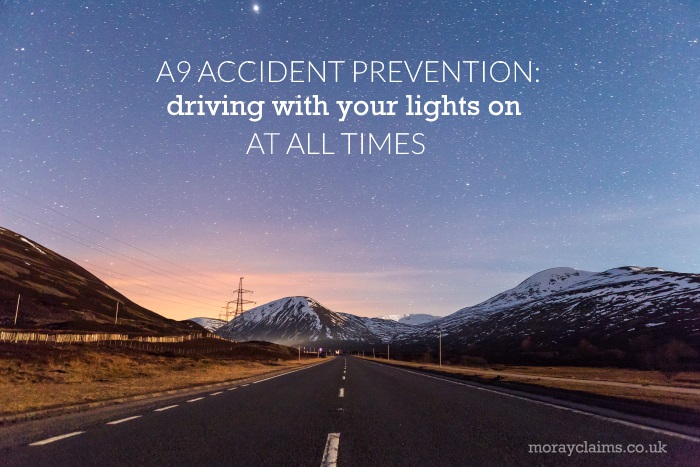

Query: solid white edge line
left=30, top=431, right=85, bottom=446
left=187, top=397, right=205, bottom=403
left=106, top=415, right=142, bottom=425
left=154, top=405, right=178, bottom=412
left=338, top=388, right=344, bottom=398
left=369, top=360, right=700, bottom=444
left=320, top=432, right=340, bottom=467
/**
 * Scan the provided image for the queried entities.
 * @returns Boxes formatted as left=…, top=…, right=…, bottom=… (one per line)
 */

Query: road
left=2, top=356, right=700, bottom=466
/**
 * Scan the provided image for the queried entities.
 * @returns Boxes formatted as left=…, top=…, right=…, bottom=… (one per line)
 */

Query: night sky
left=1, top=1, right=698, bottom=320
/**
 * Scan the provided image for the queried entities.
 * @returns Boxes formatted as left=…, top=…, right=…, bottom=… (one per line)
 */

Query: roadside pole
left=115, top=300, right=119, bottom=325
left=439, top=330, right=442, bottom=368
left=14, top=294, right=20, bottom=325
left=298, top=346, right=301, bottom=362
left=387, top=344, right=390, bottom=360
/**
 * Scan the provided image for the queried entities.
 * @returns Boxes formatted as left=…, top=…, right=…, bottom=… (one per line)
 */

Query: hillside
left=188, top=317, right=227, bottom=332
left=403, top=267, right=700, bottom=363
left=216, top=296, right=412, bottom=348
left=377, top=314, right=440, bottom=326
left=0, top=226, right=200, bottom=334
left=219, top=267, right=700, bottom=366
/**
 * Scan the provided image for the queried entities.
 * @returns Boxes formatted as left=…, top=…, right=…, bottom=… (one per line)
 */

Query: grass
left=361, top=357, right=700, bottom=413
left=0, top=340, right=320, bottom=416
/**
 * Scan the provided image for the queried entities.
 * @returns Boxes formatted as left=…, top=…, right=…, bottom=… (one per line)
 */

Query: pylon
left=219, top=277, right=255, bottom=322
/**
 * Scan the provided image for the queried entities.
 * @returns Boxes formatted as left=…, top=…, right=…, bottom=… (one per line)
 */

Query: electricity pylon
left=220, top=277, right=255, bottom=322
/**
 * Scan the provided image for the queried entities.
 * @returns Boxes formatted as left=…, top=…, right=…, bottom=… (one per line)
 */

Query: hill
left=216, top=296, right=412, bottom=349
left=377, top=313, right=440, bottom=326
left=0, top=226, right=200, bottom=334
left=402, top=267, right=700, bottom=365
left=188, top=317, right=227, bottom=332
left=219, top=267, right=700, bottom=366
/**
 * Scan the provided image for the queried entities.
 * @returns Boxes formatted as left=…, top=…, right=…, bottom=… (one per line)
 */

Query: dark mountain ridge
left=0, top=226, right=200, bottom=334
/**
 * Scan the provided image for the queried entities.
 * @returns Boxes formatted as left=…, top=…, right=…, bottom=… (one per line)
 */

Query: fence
left=133, top=332, right=226, bottom=343
left=0, top=331, right=128, bottom=344
left=0, top=330, right=230, bottom=346
left=95, top=339, right=237, bottom=355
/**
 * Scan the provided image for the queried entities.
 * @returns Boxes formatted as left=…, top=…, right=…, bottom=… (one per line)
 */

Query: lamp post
left=439, top=329, right=442, bottom=368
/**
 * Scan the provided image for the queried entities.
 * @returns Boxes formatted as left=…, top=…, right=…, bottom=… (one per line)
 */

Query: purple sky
left=1, top=1, right=698, bottom=320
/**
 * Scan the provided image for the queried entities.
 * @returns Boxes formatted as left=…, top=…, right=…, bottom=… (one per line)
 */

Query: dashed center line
left=338, top=388, right=344, bottom=398
left=228, top=387, right=238, bottom=391
left=187, top=397, right=205, bottom=403
left=342, top=376, right=345, bottom=380
left=154, top=405, right=179, bottom=412
left=106, top=415, right=142, bottom=425
left=30, top=431, right=84, bottom=446
left=241, top=384, right=250, bottom=387
left=210, top=391, right=223, bottom=396
left=320, top=432, right=340, bottom=467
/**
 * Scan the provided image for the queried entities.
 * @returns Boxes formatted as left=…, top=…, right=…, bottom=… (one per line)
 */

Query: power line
left=0, top=250, right=220, bottom=314
left=0, top=204, right=229, bottom=296
left=0, top=185, right=235, bottom=289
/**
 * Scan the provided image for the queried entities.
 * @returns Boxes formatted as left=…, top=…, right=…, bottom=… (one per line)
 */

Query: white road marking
left=106, top=415, right=142, bottom=425
left=154, top=405, right=178, bottom=412
left=338, top=388, right=344, bottom=398
left=28, top=361, right=330, bottom=449
left=320, top=432, right=340, bottom=467
left=30, top=431, right=84, bottom=446
left=254, top=374, right=282, bottom=383
left=373, top=361, right=700, bottom=444
left=210, top=391, right=223, bottom=396
left=342, top=376, right=345, bottom=380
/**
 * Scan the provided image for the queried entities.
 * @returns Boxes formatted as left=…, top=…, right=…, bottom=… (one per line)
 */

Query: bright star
left=252, top=4, right=260, bottom=13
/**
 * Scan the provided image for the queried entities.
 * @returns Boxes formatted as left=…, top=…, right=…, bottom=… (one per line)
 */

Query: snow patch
left=189, top=317, right=227, bottom=332
left=376, top=313, right=440, bottom=326
left=20, top=237, right=46, bottom=255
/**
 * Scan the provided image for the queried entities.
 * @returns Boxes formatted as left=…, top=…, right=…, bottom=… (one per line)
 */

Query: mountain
left=377, top=313, right=440, bottom=326
left=188, top=317, right=227, bottom=332
left=0, top=226, right=201, bottom=334
left=218, top=267, right=700, bottom=365
left=216, top=296, right=412, bottom=348
left=402, top=267, right=700, bottom=361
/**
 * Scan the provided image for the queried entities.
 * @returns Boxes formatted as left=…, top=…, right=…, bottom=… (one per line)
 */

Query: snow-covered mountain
left=403, top=266, right=700, bottom=354
left=377, top=314, right=440, bottom=326
left=216, top=297, right=412, bottom=347
left=216, top=267, right=699, bottom=357
left=188, top=317, right=227, bottom=332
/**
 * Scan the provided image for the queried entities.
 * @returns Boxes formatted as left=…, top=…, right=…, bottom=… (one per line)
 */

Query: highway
left=2, top=356, right=699, bottom=466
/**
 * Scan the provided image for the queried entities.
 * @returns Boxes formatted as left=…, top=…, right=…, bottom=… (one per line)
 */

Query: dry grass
left=0, top=342, right=318, bottom=416
left=363, top=358, right=700, bottom=412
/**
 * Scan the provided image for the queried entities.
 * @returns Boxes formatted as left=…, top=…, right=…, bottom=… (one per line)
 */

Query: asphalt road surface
left=3, top=356, right=700, bottom=466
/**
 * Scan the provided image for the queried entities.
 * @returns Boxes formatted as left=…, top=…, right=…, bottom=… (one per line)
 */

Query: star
left=252, top=3, right=260, bottom=13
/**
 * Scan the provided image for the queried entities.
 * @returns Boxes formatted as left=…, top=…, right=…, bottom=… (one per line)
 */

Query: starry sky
left=1, top=1, right=698, bottom=320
